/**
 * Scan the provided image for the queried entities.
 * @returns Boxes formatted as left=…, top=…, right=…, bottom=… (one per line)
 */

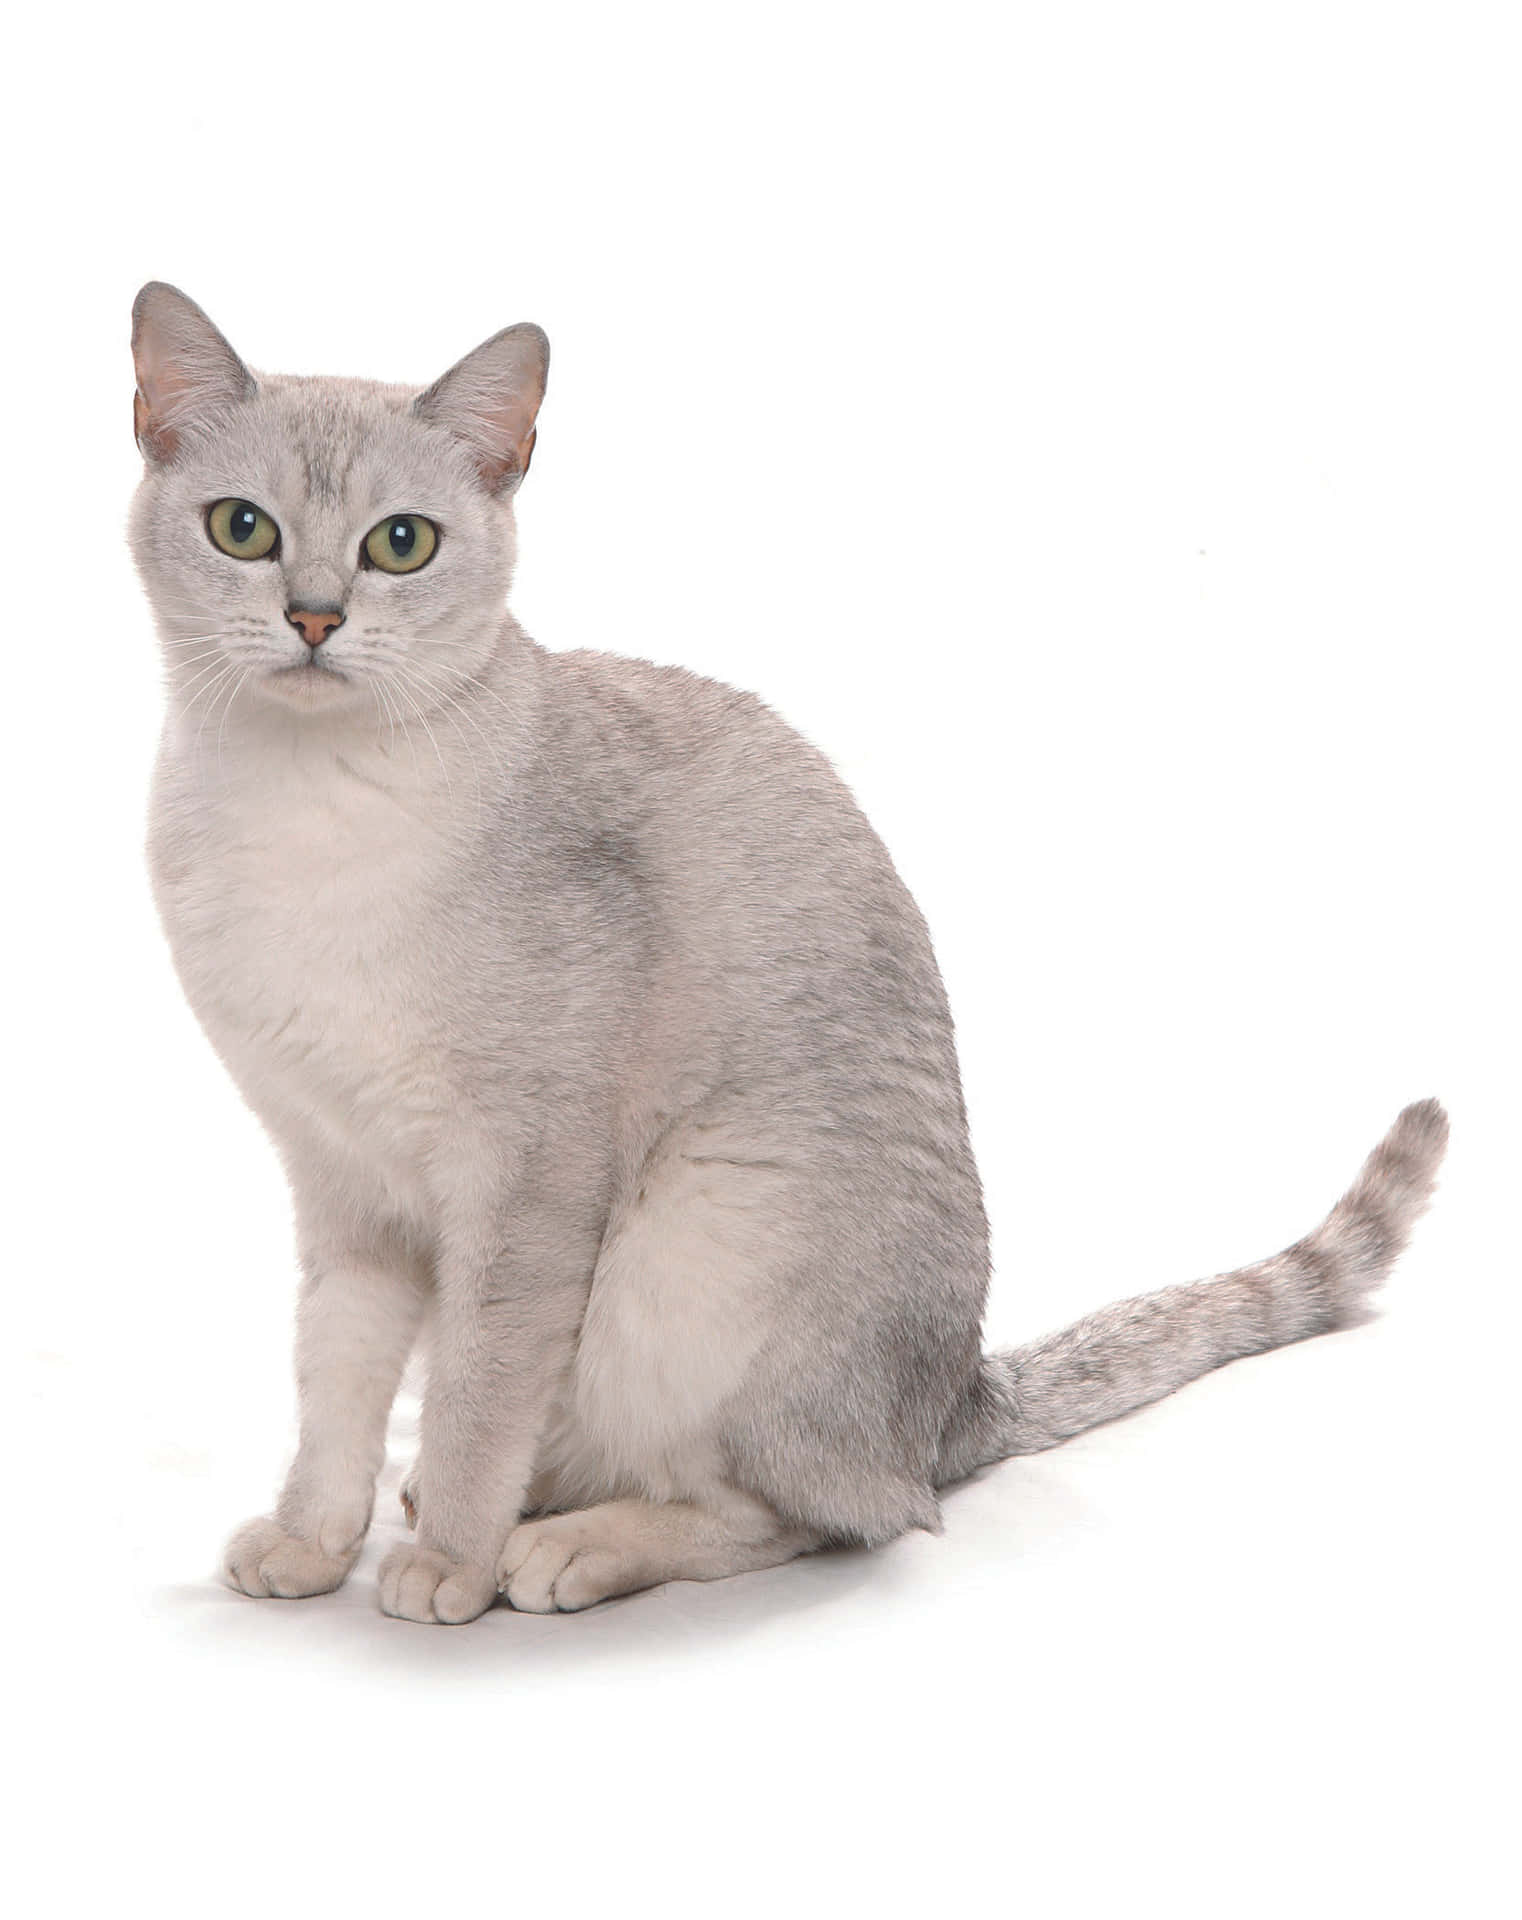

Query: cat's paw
left=223, top=1515, right=360, bottom=1599
left=377, top=1544, right=497, bottom=1625
left=399, top=1466, right=420, bottom=1530
left=497, top=1513, right=627, bottom=1613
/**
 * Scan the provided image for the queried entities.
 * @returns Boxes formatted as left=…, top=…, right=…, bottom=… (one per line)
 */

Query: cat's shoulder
left=543, top=646, right=823, bottom=773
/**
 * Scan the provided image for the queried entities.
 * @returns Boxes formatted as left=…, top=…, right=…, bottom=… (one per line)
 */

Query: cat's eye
left=206, top=498, right=280, bottom=561
left=363, top=514, right=439, bottom=575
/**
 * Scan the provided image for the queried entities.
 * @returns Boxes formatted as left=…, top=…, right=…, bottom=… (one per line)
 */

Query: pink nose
left=286, top=606, right=345, bottom=648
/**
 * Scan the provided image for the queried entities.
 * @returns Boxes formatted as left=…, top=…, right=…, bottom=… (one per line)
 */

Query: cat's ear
left=413, top=323, right=550, bottom=493
left=131, top=282, right=256, bottom=464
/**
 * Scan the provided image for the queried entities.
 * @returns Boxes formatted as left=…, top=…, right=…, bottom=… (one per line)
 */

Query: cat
left=129, top=282, right=1448, bottom=1624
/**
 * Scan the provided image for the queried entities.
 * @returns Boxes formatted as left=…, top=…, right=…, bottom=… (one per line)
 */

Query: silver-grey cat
left=129, top=283, right=1448, bottom=1624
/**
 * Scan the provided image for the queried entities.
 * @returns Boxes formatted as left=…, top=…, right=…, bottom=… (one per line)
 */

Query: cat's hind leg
left=497, top=1490, right=813, bottom=1613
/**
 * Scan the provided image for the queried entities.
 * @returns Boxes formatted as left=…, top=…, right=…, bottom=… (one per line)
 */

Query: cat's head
left=128, top=283, right=548, bottom=717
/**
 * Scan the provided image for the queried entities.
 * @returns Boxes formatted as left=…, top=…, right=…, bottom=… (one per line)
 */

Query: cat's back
left=535, top=644, right=961, bottom=1116
left=538, top=646, right=906, bottom=910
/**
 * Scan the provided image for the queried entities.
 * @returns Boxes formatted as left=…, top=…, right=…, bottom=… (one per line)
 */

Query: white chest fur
left=152, top=733, right=457, bottom=1215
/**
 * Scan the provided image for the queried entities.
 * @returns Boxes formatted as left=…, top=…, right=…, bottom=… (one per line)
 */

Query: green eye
left=207, top=498, right=279, bottom=560
left=364, top=514, right=438, bottom=574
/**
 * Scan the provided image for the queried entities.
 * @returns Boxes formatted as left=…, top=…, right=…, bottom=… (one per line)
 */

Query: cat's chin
left=256, top=661, right=363, bottom=712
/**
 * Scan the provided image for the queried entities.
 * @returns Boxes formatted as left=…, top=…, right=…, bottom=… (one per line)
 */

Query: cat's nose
left=285, top=605, right=345, bottom=648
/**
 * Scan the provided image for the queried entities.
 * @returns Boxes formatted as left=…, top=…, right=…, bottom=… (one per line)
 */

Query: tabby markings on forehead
left=299, top=437, right=358, bottom=508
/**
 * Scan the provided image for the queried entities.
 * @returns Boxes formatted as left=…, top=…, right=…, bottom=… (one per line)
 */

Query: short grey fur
left=128, top=284, right=1448, bottom=1623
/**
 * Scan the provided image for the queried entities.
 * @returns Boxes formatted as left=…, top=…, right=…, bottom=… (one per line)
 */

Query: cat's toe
left=498, top=1516, right=616, bottom=1613
left=377, top=1545, right=497, bottom=1624
left=223, top=1516, right=358, bottom=1599
left=399, top=1468, right=420, bottom=1530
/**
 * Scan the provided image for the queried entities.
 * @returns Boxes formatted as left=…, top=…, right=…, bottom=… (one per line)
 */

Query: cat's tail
left=934, top=1099, right=1448, bottom=1482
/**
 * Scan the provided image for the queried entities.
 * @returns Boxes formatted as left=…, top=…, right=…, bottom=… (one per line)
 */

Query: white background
left=5, top=4, right=1516, bottom=1913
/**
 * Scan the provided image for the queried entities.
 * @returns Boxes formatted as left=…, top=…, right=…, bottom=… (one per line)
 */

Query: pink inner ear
left=479, top=400, right=538, bottom=487
left=413, top=324, right=549, bottom=494
left=134, top=373, right=183, bottom=460
left=131, top=291, right=253, bottom=462
left=134, top=343, right=217, bottom=458
left=134, top=360, right=196, bottom=460
left=432, top=374, right=542, bottom=489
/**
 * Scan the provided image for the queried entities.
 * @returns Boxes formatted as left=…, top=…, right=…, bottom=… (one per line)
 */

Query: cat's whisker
left=215, top=667, right=252, bottom=773
left=381, top=656, right=517, bottom=840
left=175, top=654, right=241, bottom=707
left=165, top=649, right=233, bottom=677
left=157, top=615, right=259, bottom=643
left=447, top=662, right=521, bottom=723
left=386, top=682, right=421, bottom=777
left=184, top=663, right=242, bottom=771
left=390, top=656, right=498, bottom=780
left=373, top=675, right=403, bottom=762
left=153, top=602, right=227, bottom=630
left=385, top=652, right=522, bottom=764
left=169, top=639, right=267, bottom=668
left=391, top=662, right=495, bottom=819
left=366, top=648, right=491, bottom=821
left=367, top=681, right=390, bottom=758
left=184, top=658, right=239, bottom=719
left=384, top=670, right=453, bottom=800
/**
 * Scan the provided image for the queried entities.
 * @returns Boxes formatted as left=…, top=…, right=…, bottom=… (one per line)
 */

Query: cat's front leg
left=377, top=1218, right=592, bottom=1626
left=224, top=1226, right=427, bottom=1600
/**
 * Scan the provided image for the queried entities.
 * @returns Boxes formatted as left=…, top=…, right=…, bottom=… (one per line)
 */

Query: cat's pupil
left=230, top=505, right=257, bottom=544
left=388, top=520, right=415, bottom=558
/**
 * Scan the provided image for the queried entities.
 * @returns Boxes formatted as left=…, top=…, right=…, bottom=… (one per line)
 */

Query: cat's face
left=128, top=285, right=547, bottom=720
